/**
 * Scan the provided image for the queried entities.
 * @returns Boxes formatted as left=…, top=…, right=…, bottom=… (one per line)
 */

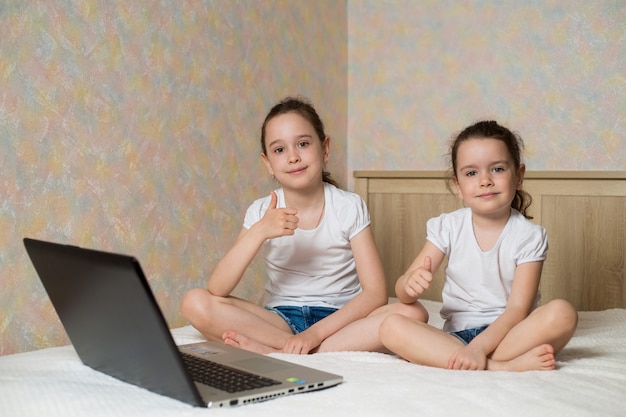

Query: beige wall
left=348, top=1, right=625, bottom=181
left=1, top=0, right=347, bottom=354
left=3, top=0, right=624, bottom=355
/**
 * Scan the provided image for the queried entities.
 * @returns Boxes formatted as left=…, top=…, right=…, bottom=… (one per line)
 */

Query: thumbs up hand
left=257, top=191, right=299, bottom=238
left=401, top=255, right=433, bottom=299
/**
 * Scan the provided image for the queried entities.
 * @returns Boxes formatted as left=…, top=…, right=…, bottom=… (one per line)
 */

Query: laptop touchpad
left=233, top=358, right=293, bottom=373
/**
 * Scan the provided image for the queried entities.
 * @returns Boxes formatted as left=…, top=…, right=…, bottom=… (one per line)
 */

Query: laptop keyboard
left=180, top=352, right=281, bottom=393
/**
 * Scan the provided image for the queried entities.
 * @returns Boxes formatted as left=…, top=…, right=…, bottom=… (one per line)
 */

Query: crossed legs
left=181, top=288, right=292, bottom=352
left=181, top=288, right=428, bottom=354
left=380, top=299, right=578, bottom=371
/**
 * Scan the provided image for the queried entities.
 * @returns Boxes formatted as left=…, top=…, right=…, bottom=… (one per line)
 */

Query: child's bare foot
left=488, top=344, right=556, bottom=372
left=222, top=330, right=277, bottom=354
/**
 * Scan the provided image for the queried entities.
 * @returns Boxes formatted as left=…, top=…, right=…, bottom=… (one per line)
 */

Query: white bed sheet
left=2, top=300, right=625, bottom=417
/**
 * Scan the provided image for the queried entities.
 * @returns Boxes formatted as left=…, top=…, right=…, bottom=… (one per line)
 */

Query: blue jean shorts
left=265, top=305, right=338, bottom=334
left=450, top=326, right=488, bottom=345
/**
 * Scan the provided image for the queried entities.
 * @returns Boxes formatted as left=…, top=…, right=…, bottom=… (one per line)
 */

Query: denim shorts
left=450, top=326, right=488, bottom=345
left=265, top=305, right=338, bottom=334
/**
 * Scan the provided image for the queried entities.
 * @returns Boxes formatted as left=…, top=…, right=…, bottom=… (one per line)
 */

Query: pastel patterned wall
left=348, top=0, right=625, bottom=177
left=1, top=0, right=347, bottom=354
left=3, top=0, right=624, bottom=355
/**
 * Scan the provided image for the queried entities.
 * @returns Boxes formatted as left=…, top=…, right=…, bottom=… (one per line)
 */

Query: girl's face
left=453, top=137, right=525, bottom=219
left=261, top=112, right=329, bottom=191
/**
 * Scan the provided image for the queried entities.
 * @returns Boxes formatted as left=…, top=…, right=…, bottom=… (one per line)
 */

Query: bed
left=1, top=299, right=625, bottom=417
left=2, top=170, right=626, bottom=416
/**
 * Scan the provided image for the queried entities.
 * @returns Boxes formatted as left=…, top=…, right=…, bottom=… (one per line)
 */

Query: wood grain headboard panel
left=354, top=171, right=626, bottom=311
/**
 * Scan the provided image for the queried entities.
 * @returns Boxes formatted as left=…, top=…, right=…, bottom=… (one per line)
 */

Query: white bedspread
left=2, top=300, right=625, bottom=417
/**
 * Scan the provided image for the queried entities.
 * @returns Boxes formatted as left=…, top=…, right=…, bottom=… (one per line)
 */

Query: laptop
left=23, top=238, right=342, bottom=408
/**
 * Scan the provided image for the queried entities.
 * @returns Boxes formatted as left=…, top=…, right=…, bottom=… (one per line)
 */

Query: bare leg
left=380, top=315, right=465, bottom=368
left=317, top=301, right=429, bottom=353
left=490, top=299, right=578, bottom=361
left=221, top=300, right=428, bottom=354
left=181, top=288, right=293, bottom=351
left=380, top=299, right=578, bottom=372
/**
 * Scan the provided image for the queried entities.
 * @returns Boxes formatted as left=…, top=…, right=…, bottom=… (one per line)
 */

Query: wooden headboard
left=354, top=171, right=626, bottom=311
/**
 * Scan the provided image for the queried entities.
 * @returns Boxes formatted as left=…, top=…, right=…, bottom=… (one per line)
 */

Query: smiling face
left=261, top=111, right=330, bottom=192
left=453, top=137, right=525, bottom=219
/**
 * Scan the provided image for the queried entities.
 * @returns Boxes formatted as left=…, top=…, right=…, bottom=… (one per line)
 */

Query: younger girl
left=380, top=120, right=578, bottom=371
left=182, top=97, right=426, bottom=355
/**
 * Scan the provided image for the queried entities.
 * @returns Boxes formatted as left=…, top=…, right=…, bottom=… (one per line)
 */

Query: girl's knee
left=412, top=301, right=430, bottom=323
left=380, top=314, right=409, bottom=344
left=538, top=299, right=578, bottom=340
left=389, top=301, right=429, bottom=323
left=180, top=288, right=212, bottom=320
left=547, top=299, right=578, bottom=329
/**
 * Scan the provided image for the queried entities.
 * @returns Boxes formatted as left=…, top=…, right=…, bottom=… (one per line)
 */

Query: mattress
left=2, top=300, right=625, bottom=417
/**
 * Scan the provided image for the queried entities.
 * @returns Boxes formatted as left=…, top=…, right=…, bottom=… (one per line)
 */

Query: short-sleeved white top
left=426, top=207, right=548, bottom=332
left=243, top=183, right=370, bottom=308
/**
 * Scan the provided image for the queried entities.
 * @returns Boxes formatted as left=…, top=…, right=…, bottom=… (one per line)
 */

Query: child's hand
left=447, top=344, right=488, bottom=370
left=402, top=256, right=433, bottom=298
left=280, top=331, right=320, bottom=355
left=258, top=191, right=299, bottom=238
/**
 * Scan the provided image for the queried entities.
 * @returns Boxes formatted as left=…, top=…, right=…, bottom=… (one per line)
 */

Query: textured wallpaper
left=348, top=0, right=626, bottom=177
left=1, top=0, right=347, bottom=354
left=3, top=0, right=623, bottom=355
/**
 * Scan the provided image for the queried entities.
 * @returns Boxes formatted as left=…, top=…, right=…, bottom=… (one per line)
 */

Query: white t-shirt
left=426, top=207, right=548, bottom=332
left=243, top=183, right=370, bottom=308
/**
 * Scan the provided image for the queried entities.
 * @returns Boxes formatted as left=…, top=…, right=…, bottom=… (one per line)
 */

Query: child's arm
left=447, top=260, right=543, bottom=370
left=207, top=191, right=298, bottom=296
left=394, top=241, right=446, bottom=304
left=280, top=225, right=388, bottom=354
